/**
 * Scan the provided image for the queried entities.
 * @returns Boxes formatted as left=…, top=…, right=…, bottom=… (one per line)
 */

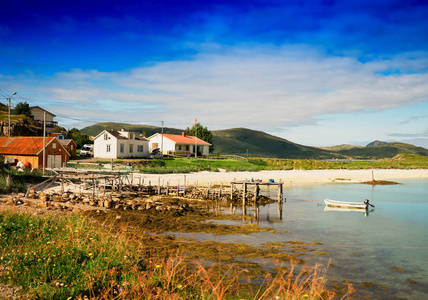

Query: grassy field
left=81, top=153, right=428, bottom=174
left=0, top=211, right=346, bottom=299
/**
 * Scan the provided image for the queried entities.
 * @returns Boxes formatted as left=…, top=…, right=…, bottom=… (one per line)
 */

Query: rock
left=104, top=200, right=112, bottom=208
left=72, top=207, right=83, bottom=213
left=89, top=201, right=97, bottom=206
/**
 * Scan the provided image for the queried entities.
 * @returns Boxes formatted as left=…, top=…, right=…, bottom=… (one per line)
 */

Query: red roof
left=161, top=133, right=211, bottom=146
left=0, top=137, right=56, bottom=155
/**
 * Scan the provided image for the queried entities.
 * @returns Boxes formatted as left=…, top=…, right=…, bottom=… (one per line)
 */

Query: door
left=47, top=155, right=62, bottom=168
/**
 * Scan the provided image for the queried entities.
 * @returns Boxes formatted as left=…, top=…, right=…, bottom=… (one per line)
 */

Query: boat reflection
left=324, top=206, right=375, bottom=217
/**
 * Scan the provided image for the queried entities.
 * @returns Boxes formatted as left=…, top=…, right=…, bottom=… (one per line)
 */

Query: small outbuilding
left=59, top=139, right=77, bottom=156
left=0, top=136, right=70, bottom=169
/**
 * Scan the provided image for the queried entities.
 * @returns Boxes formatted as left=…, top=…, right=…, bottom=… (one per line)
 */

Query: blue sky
left=1, top=0, right=428, bottom=148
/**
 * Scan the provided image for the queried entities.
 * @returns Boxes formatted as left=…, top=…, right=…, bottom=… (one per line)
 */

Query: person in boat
left=364, top=199, right=375, bottom=209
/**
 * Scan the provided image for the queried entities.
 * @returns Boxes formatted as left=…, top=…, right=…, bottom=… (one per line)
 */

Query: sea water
left=178, top=178, right=428, bottom=299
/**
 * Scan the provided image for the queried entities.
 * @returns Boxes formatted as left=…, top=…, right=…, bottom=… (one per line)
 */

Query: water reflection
left=323, top=206, right=375, bottom=217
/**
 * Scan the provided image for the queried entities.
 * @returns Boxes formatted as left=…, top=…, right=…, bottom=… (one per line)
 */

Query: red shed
left=0, top=136, right=70, bottom=169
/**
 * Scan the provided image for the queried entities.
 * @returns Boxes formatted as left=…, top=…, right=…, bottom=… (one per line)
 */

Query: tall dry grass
left=0, top=210, right=354, bottom=299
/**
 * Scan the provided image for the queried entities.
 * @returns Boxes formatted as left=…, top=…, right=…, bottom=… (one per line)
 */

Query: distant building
left=0, top=136, right=69, bottom=169
left=93, top=129, right=149, bottom=159
left=59, top=139, right=77, bottom=156
left=148, top=132, right=211, bottom=157
left=29, top=106, right=58, bottom=133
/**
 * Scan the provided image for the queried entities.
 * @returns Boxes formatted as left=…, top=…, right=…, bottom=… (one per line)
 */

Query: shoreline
left=133, top=169, right=428, bottom=186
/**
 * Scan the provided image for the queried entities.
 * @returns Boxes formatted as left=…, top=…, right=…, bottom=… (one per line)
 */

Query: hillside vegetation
left=80, top=122, right=428, bottom=159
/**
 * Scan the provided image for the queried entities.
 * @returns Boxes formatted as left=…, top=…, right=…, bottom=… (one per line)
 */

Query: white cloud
left=2, top=45, right=428, bottom=146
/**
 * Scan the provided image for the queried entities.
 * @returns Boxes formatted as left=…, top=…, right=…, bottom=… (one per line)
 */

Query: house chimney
left=182, top=132, right=185, bottom=137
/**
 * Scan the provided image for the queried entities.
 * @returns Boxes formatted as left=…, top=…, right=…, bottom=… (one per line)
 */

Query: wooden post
left=166, top=182, right=169, bottom=195
left=278, top=183, right=283, bottom=202
left=230, top=183, right=234, bottom=200
left=158, top=177, right=161, bottom=195
left=243, top=182, right=247, bottom=207
left=254, top=183, right=259, bottom=202
left=184, top=175, right=187, bottom=196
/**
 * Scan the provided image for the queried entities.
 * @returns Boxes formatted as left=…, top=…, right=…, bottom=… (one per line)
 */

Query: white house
left=93, top=130, right=149, bottom=159
left=148, top=132, right=211, bottom=157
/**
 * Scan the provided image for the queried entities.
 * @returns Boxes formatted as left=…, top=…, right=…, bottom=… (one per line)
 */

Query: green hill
left=81, top=122, right=182, bottom=137
left=335, top=142, right=428, bottom=159
left=80, top=123, right=428, bottom=159
left=211, top=128, right=342, bottom=159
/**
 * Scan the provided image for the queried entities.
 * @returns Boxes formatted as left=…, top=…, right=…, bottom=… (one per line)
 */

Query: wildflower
left=47, top=241, right=50, bottom=244
left=74, top=230, right=79, bottom=233
left=88, top=253, right=93, bottom=257
left=156, top=264, right=162, bottom=269
left=177, top=284, right=183, bottom=289
left=303, top=295, right=309, bottom=298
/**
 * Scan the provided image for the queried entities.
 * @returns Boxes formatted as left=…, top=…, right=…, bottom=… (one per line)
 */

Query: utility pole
left=194, top=123, right=197, bottom=159
left=43, top=111, right=46, bottom=175
left=161, top=120, right=164, bottom=155
left=8, top=92, right=17, bottom=136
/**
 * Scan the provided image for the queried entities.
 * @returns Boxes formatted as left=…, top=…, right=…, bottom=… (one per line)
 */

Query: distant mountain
left=322, top=144, right=364, bottom=151
left=366, top=140, right=387, bottom=147
left=80, top=122, right=428, bottom=159
left=334, top=142, right=428, bottom=159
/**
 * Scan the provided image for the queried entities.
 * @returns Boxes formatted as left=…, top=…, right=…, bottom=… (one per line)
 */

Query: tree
left=67, top=128, right=92, bottom=146
left=14, top=102, right=32, bottom=117
left=185, top=123, right=214, bottom=152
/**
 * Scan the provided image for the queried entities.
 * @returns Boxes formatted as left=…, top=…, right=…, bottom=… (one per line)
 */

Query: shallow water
left=178, top=178, right=428, bottom=299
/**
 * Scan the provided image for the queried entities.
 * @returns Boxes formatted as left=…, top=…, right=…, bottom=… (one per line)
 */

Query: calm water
left=178, top=179, right=428, bottom=299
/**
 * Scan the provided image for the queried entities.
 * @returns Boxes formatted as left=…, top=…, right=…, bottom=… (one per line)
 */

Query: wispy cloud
left=4, top=46, right=428, bottom=133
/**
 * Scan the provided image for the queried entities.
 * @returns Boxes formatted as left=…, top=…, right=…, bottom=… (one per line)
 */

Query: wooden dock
left=40, top=170, right=285, bottom=204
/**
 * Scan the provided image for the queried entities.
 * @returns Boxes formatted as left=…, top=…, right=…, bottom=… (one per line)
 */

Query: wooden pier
left=40, top=170, right=285, bottom=204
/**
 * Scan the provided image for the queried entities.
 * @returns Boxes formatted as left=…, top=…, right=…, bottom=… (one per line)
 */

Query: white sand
left=132, top=169, right=428, bottom=187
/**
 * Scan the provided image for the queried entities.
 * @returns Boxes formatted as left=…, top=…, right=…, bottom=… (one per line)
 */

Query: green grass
left=116, top=154, right=428, bottom=174
left=0, top=211, right=341, bottom=299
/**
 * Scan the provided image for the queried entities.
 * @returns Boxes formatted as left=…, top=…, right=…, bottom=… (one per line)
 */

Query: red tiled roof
left=161, top=134, right=211, bottom=145
left=0, top=137, right=56, bottom=155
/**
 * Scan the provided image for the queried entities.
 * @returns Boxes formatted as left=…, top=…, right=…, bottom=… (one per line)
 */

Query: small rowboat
left=324, top=199, right=374, bottom=209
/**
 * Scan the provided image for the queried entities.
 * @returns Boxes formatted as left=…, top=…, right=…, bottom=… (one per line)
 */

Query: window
left=129, top=144, right=133, bottom=153
left=137, top=145, right=144, bottom=152
left=104, top=133, right=108, bottom=140
left=120, top=144, right=124, bottom=153
left=52, top=143, right=56, bottom=149
left=71, top=145, right=74, bottom=150
left=106, top=144, right=111, bottom=152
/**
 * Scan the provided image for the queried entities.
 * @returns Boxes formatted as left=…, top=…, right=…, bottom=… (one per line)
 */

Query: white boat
left=324, top=199, right=372, bottom=209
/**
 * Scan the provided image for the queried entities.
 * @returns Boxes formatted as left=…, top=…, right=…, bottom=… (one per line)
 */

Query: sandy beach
left=133, top=169, right=428, bottom=186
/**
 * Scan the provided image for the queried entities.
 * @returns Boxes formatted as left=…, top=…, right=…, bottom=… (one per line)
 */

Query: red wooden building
left=0, top=137, right=70, bottom=169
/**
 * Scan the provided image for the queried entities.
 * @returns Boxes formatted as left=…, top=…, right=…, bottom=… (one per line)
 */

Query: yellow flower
left=303, top=295, right=309, bottom=298
left=156, top=264, right=162, bottom=269
left=177, top=284, right=183, bottom=289
left=88, top=253, right=93, bottom=257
